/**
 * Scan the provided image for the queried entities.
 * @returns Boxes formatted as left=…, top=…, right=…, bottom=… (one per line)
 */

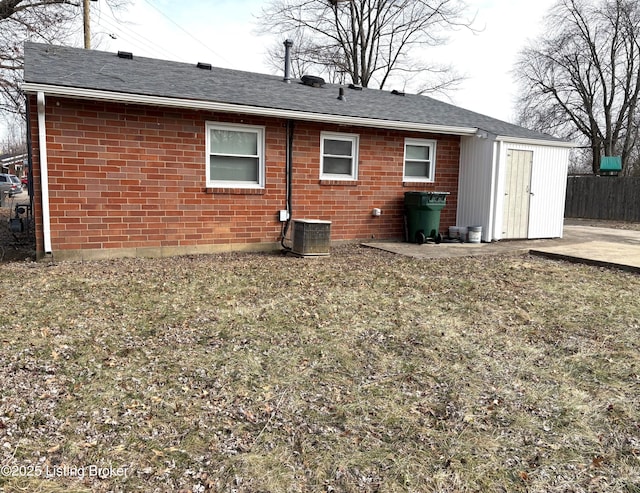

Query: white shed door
left=502, top=149, right=533, bottom=239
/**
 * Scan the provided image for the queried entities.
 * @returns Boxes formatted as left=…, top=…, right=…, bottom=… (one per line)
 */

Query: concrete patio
left=363, top=222, right=640, bottom=273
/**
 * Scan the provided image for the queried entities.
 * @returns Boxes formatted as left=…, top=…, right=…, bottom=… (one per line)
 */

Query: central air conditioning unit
left=291, top=219, right=331, bottom=257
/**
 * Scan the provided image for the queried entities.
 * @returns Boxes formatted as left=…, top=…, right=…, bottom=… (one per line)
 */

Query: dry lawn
left=0, top=246, right=639, bottom=493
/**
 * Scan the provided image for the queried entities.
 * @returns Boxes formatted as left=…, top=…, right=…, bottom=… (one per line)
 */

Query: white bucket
left=467, top=226, right=482, bottom=243
left=448, top=226, right=461, bottom=240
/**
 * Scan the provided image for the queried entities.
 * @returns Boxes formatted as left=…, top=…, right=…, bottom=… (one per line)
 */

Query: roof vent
left=349, top=83, right=363, bottom=91
left=117, top=51, right=133, bottom=60
left=338, top=87, right=346, bottom=101
left=283, top=39, right=294, bottom=83
left=391, top=89, right=405, bottom=96
left=301, top=75, right=325, bottom=88
left=197, top=62, right=212, bottom=70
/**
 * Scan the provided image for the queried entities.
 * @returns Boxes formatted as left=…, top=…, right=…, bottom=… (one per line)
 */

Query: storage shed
left=458, top=133, right=573, bottom=242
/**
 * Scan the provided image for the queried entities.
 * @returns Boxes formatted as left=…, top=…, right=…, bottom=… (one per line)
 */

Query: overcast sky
left=1, top=0, right=556, bottom=144
left=90, top=0, right=556, bottom=123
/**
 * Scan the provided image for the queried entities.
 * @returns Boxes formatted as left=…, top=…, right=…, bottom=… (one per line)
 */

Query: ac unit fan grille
left=292, top=219, right=331, bottom=256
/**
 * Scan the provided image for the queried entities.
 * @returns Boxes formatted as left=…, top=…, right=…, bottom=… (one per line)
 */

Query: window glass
left=210, top=156, right=259, bottom=182
left=206, top=123, right=264, bottom=188
left=404, top=139, right=436, bottom=182
left=325, top=139, right=353, bottom=156
left=406, top=144, right=430, bottom=161
left=210, top=129, right=258, bottom=156
left=321, top=133, right=358, bottom=180
left=405, top=162, right=430, bottom=178
left=323, top=157, right=353, bottom=175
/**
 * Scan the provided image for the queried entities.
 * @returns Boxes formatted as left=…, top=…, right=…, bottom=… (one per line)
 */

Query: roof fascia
left=22, top=83, right=478, bottom=136
left=495, top=135, right=576, bottom=148
left=1, top=153, right=28, bottom=163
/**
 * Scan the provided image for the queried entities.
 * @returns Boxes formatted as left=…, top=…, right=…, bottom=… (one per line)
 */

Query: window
left=404, top=139, right=436, bottom=182
left=320, top=132, right=359, bottom=180
left=206, top=122, right=265, bottom=188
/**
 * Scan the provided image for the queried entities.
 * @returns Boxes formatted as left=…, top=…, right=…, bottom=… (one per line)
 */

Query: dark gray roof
left=23, top=42, right=562, bottom=142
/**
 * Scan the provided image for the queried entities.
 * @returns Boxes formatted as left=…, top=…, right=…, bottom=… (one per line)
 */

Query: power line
left=140, top=0, right=234, bottom=66
left=94, top=13, right=183, bottom=61
left=92, top=1, right=186, bottom=60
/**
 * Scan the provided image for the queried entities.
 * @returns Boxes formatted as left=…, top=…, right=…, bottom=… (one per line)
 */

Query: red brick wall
left=291, top=121, right=459, bottom=241
left=29, top=97, right=460, bottom=258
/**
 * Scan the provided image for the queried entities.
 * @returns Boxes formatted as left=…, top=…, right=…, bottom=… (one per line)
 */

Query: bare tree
left=0, top=0, right=129, bottom=117
left=0, top=112, right=26, bottom=154
left=257, top=0, right=474, bottom=94
left=1, top=0, right=80, bottom=115
left=265, top=32, right=350, bottom=84
left=515, top=0, right=640, bottom=175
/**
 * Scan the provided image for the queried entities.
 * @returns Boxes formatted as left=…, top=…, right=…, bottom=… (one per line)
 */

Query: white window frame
left=403, top=138, right=437, bottom=182
left=205, top=121, right=265, bottom=188
left=320, top=132, right=359, bottom=181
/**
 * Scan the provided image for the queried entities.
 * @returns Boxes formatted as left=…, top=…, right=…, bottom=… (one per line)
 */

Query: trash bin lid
left=404, top=191, right=450, bottom=196
left=404, top=191, right=450, bottom=207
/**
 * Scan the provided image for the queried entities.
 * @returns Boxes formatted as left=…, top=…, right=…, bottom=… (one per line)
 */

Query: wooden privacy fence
left=565, top=176, right=640, bottom=222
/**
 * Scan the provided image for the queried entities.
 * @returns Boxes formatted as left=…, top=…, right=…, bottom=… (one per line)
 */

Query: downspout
left=280, top=39, right=295, bottom=251
left=281, top=119, right=294, bottom=251
left=37, top=92, right=53, bottom=255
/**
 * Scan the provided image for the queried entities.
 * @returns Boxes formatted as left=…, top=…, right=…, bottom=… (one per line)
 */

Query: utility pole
left=83, top=0, right=97, bottom=49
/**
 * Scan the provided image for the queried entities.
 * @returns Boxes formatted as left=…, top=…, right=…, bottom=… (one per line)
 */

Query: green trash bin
left=404, top=191, right=449, bottom=244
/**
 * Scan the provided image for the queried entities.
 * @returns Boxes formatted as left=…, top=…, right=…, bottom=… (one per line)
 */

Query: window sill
left=204, top=187, right=265, bottom=195
left=403, top=181, right=435, bottom=187
left=320, top=180, right=359, bottom=186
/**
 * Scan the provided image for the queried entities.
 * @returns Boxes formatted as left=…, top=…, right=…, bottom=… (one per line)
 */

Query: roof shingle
left=23, top=42, right=562, bottom=142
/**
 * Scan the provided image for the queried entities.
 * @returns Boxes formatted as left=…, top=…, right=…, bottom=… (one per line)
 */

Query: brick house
left=23, top=42, right=573, bottom=261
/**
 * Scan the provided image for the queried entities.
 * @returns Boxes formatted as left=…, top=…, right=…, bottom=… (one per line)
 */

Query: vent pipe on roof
left=338, top=87, right=346, bottom=101
left=283, top=39, right=293, bottom=83
left=301, top=75, right=325, bottom=87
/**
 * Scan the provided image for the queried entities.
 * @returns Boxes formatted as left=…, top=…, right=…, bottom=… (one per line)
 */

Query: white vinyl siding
left=206, top=122, right=265, bottom=188
left=457, top=136, right=495, bottom=241
left=404, top=138, right=436, bottom=182
left=458, top=136, right=570, bottom=242
left=320, top=132, right=359, bottom=180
